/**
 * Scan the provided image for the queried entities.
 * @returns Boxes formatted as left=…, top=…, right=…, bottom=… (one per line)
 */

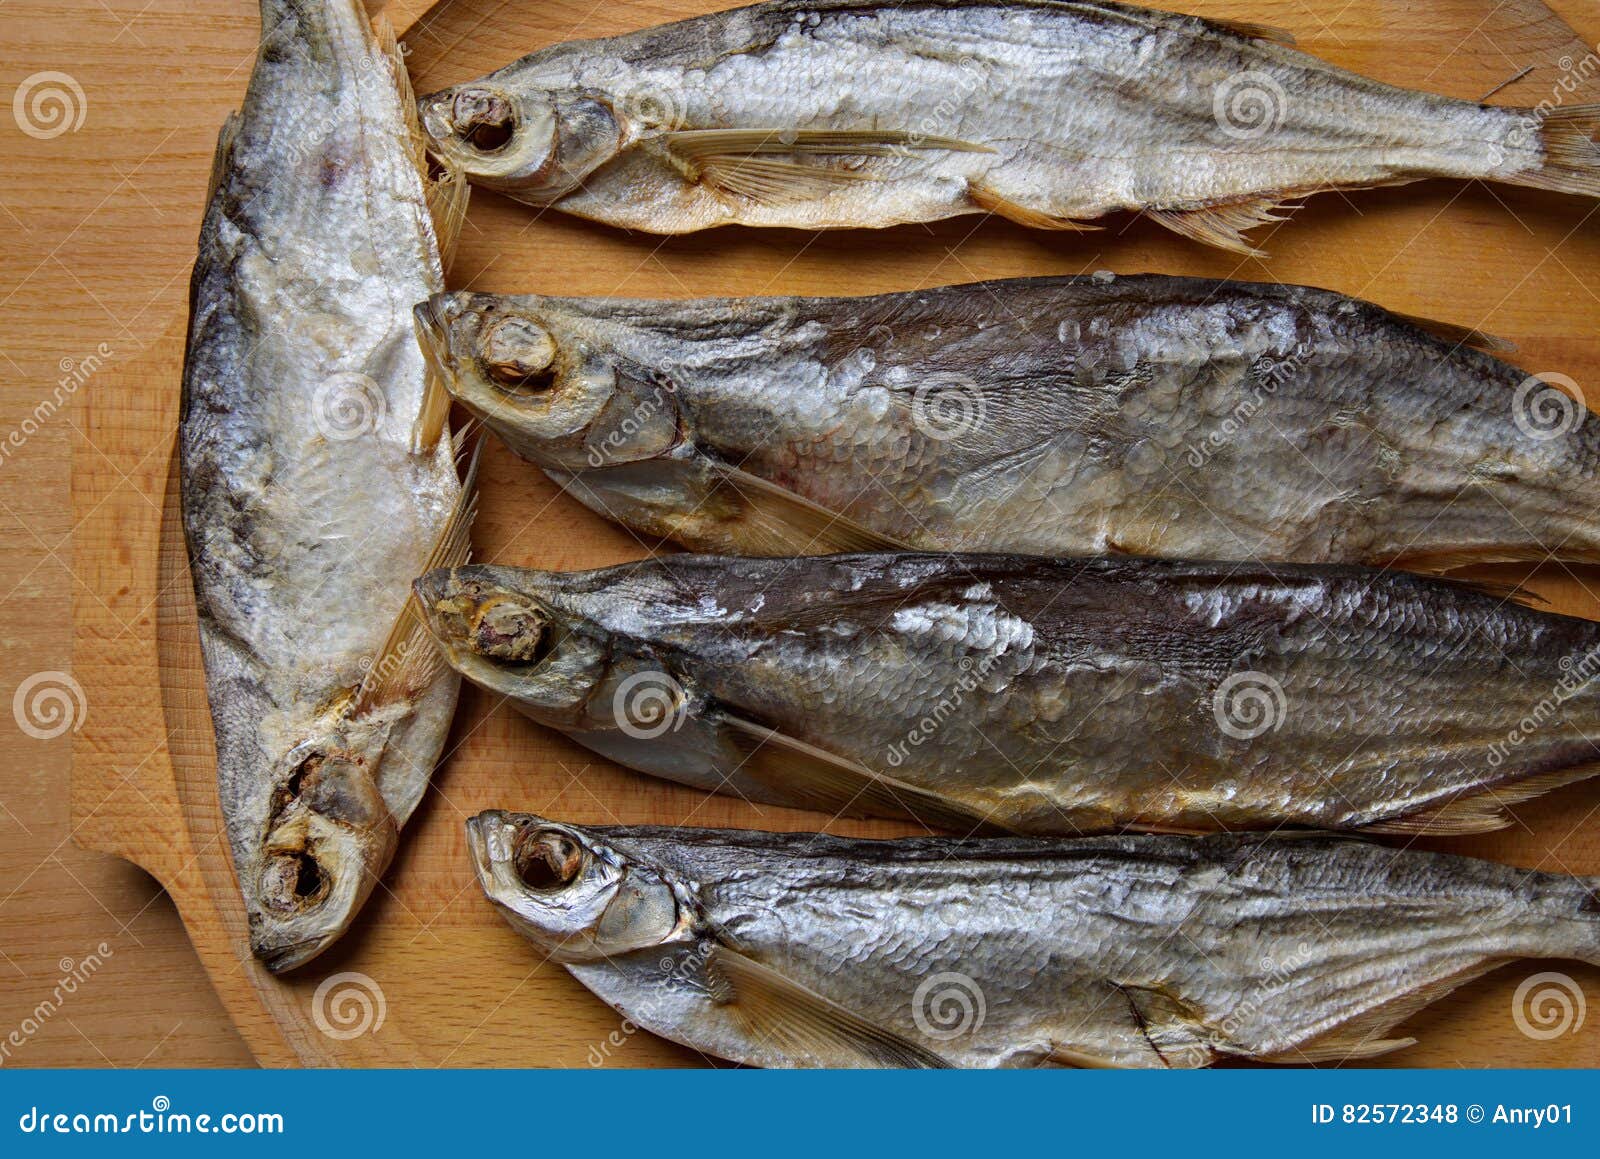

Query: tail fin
left=1508, top=104, right=1600, bottom=198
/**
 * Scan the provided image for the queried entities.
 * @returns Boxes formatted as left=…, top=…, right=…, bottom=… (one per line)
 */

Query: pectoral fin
left=664, top=128, right=992, bottom=205
left=713, top=711, right=1000, bottom=834
left=702, top=460, right=910, bottom=555
left=704, top=945, right=951, bottom=1068
left=352, top=441, right=480, bottom=718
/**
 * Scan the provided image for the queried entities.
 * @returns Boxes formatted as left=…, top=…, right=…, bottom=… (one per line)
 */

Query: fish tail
left=1505, top=104, right=1600, bottom=198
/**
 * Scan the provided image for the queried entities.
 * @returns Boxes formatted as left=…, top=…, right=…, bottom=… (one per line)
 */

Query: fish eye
left=481, top=316, right=558, bottom=395
left=516, top=830, right=586, bottom=891
left=452, top=88, right=517, bottom=153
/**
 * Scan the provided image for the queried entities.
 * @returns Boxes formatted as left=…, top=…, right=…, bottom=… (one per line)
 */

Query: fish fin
left=712, top=711, right=1000, bottom=834
left=1362, top=766, right=1600, bottom=837
left=704, top=945, right=951, bottom=1068
left=374, top=17, right=427, bottom=175
left=1204, top=16, right=1298, bottom=46
left=426, top=163, right=471, bottom=272
left=1147, top=198, right=1299, bottom=256
left=1392, top=311, right=1518, bottom=355
left=376, top=14, right=472, bottom=273
left=1044, top=1043, right=1136, bottom=1068
left=663, top=128, right=992, bottom=205
left=351, top=442, right=480, bottom=717
left=205, top=111, right=241, bottom=205
left=967, top=181, right=1103, bottom=231
left=1508, top=103, right=1600, bottom=198
left=1429, top=572, right=1547, bottom=610
left=703, top=460, right=911, bottom=555
left=1273, top=1036, right=1418, bottom=1063
left=1255, top=960, right=1507, bottom=1065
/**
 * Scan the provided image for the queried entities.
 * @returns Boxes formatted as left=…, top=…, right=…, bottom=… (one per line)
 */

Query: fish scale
left=416, top=274, right=1600, bottom=568
left=419, top=0, right=1598, bottom=247
left=469, top=814, right=1600, bottom=1067
left=419, top=553, right=1600, bottom=836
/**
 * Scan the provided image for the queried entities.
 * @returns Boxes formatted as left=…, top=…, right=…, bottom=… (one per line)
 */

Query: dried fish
left=469, top=812, right=1600, bottom=1067
left=181, top=0, right=472, bottom=971
left=421, top=553, right=1600, bottom=837
left=418, top=0, right=1600, bottom=251
left=415, top=274, right=1599, bottom=569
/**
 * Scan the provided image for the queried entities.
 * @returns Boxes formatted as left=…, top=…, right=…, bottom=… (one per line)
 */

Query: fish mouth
left=412, top=296, right=461, bottom=393
left=414, top=567, right=550, bottom=666
left=253, top=930, right=340, bottom=975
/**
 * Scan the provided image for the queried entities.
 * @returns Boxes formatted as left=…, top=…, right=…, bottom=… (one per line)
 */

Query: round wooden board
left=71, top=0, right=1600, bottom=1067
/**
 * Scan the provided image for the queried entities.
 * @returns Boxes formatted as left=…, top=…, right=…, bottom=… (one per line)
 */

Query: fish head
left=413, top=564, right=612, bottom=731
left=467, top=810, right=693, bottom=962
left=418, top=82, right=622, bottom=203
left=249, top=738, right=400, bottom=973
left=414, top=563, right=700, bottom=742
left=415, top=293, right=681, bottom=471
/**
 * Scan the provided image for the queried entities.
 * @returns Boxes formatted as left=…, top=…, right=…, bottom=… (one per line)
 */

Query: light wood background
left=2, top=0, right=1597, bottom=1067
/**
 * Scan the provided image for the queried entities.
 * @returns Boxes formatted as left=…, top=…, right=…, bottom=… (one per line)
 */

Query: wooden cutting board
left=71, top=0, right=1600, bottom=1067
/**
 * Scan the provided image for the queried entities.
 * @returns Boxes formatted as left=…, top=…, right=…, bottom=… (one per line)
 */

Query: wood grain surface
left=6, top=0, right=1600, bottom=1068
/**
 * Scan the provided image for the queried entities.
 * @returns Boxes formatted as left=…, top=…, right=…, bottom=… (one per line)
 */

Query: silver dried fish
left=418, top=0, right=1600, bottom=252
left=469, top=812, right=1600, bottom=1067
left=181, top=0, right=472, bottom=971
